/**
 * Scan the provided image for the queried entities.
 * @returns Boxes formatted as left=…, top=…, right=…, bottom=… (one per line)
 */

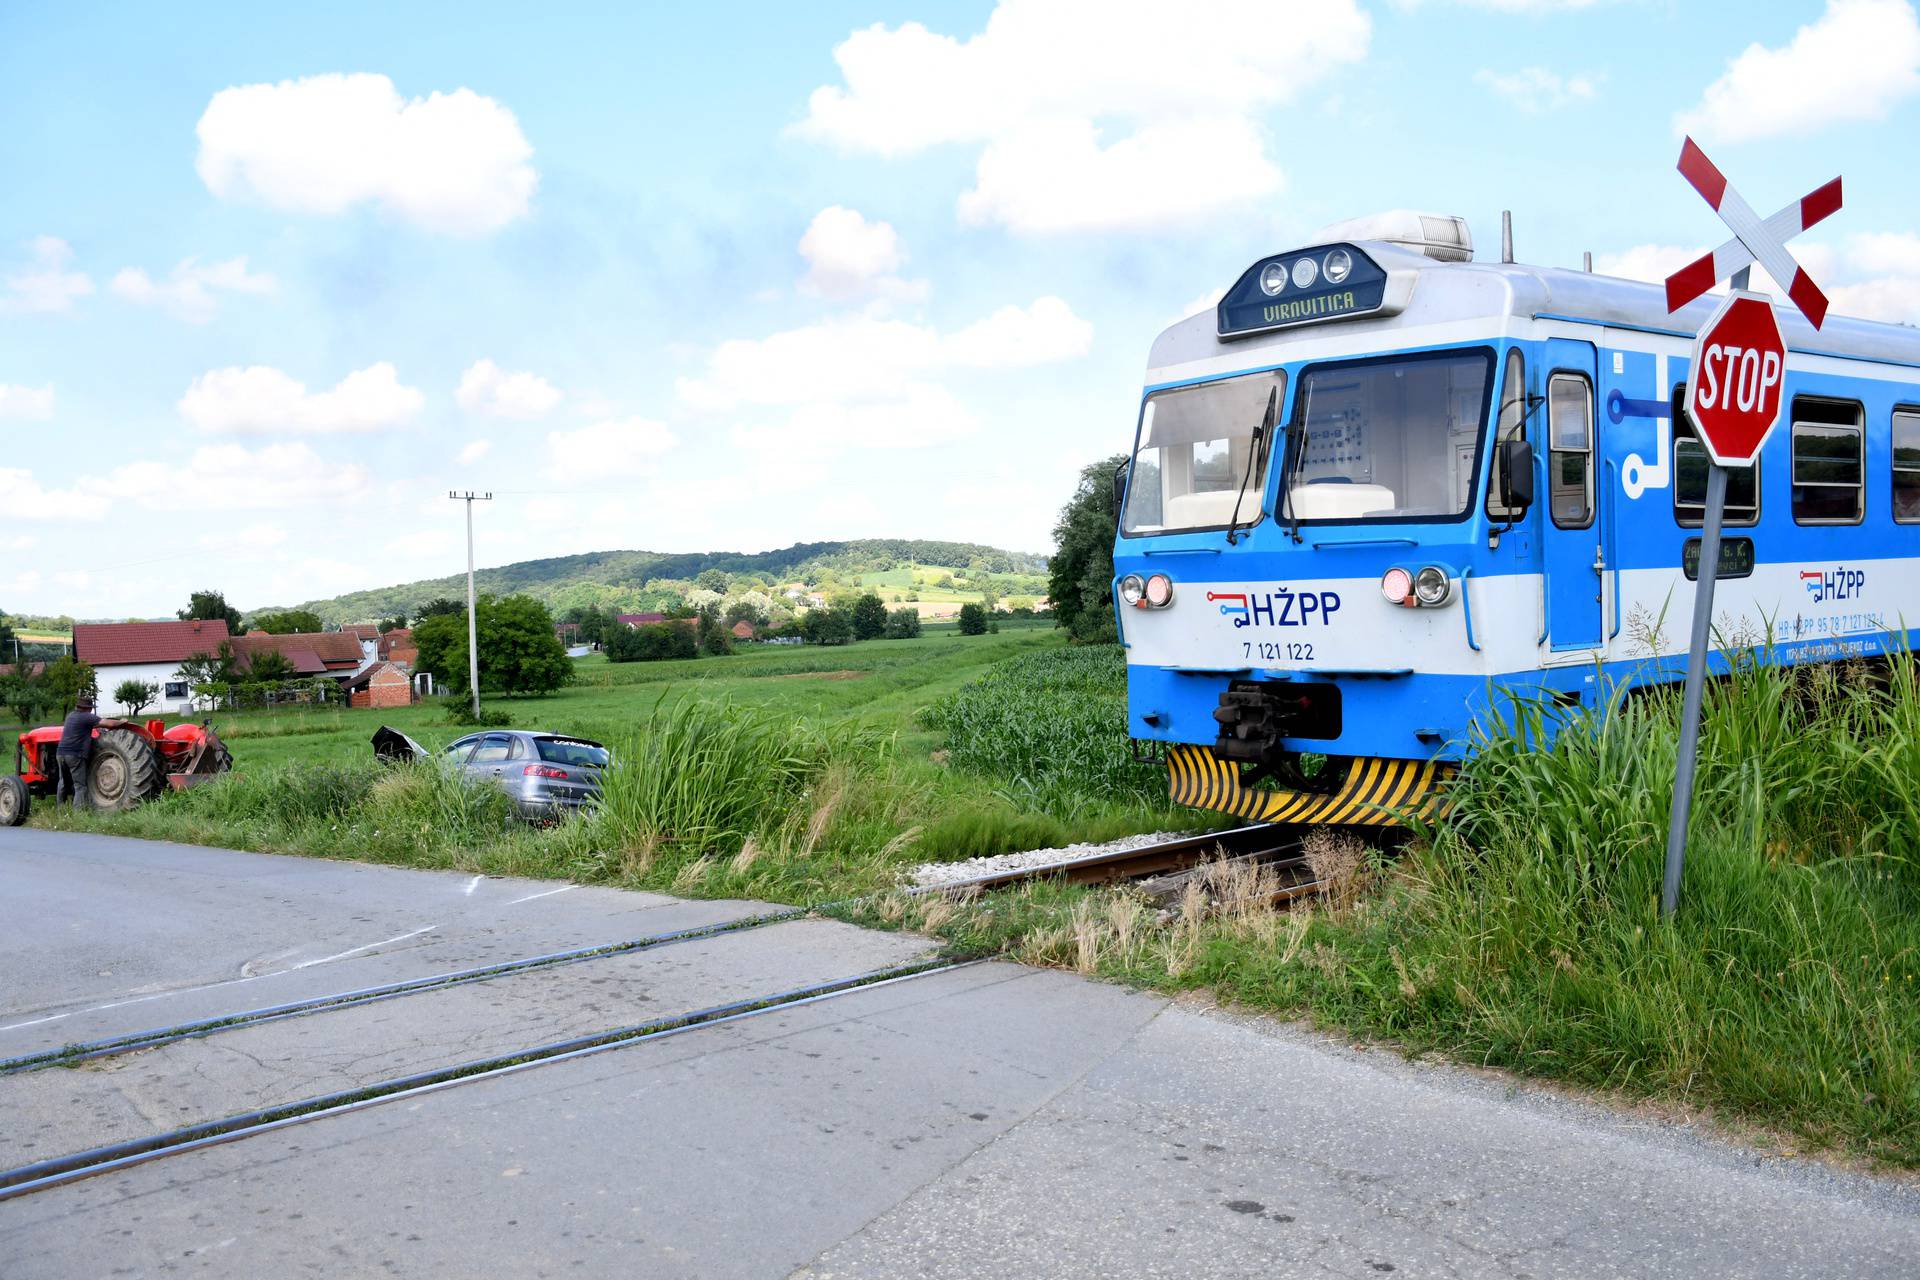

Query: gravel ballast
left=908, top=831, right=1183, bottom=888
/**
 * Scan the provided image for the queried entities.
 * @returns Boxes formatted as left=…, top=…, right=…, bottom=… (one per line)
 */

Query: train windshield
left=1122, top=369, right=1287, bottom=535
left=1285, top=350, right=1492, bottom=522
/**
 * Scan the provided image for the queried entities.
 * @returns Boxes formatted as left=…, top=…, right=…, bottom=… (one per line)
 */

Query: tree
left=2, top=665, right=46, bottom=723
left=695, top=568, right=731, bottom=593
left=245, top=650, right=299, bottom=683
left=178, top=643, right=236, bottom=689
left=607, top=622, right=696, bottom=662
left=1049, top=454, right=1126, bottom=644
left=415, top=597, right=464, bottom=619
left=957, top=602, right=989, bottom=636
left=850, top=593, right=888, bottom=641
left=378, top=614, right=409, bottom=633
left=698, top=616, right=734, bottom=656
left=883, top=607, right=922, bottom=639
left=801, top=607, right=854, bottom=646
left=413, top=595, right=573, bottom=695
left=42, top=655, right=97, bottom=710
left=113, top=679, right=159, bottom=716
left=179, top=589, right=244, bottom=634
left=723, top=600, right=766, bottom=628
left=249, top=608, right=324, bottom=635
left=0, top=610, right=14, bottom=655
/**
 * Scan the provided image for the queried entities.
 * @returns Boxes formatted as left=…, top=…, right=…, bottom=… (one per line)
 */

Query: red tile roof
left=341, top=624, right=381, bottom=641
left=74, top=620, right=231, bottom=667
left=616, top=612, right=668, bottom=626
left=230, top=631, right=364, bottom=673
left=377, top=628, right=413, bottom=660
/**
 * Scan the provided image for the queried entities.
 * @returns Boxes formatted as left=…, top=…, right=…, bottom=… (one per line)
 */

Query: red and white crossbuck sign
left=1663, top=137, right=1842, bottom=329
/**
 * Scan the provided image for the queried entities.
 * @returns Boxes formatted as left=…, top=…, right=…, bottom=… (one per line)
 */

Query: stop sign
left=1686, top=290, right=1787, bottom=467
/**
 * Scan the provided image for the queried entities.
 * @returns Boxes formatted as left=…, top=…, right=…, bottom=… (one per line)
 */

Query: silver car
left=373, top=726, right=609, bottom=820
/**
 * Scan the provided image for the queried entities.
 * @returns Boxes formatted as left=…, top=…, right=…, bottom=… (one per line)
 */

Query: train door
left=1541, top=339, right=1603, bottom=654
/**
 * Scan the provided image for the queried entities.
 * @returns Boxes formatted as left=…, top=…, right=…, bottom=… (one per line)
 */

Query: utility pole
left=449, top=491, right=492, bottom=718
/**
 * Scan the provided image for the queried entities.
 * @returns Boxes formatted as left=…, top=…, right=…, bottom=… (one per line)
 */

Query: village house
left=72, top=619, right=232, bottom=716
left=229, top=630, right=367, bottom=680
left=342, top=661, right=415, bottom=709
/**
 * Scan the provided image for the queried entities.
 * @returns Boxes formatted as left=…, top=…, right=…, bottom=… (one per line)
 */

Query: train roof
left=1148, top=240, right=1920, bottom=375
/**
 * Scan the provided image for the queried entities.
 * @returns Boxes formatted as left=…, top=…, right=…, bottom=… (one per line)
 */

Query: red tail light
left=523, top=765, right=567, bottom=778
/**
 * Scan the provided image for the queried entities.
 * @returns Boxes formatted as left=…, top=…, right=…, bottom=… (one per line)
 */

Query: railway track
left=0, top=825, right=1329, bottom=1205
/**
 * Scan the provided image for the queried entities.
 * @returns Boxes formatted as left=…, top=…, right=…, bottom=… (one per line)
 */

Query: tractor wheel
left=0, top=776, right=26, bottom=827
left=89, top=728, right=164, bottom=812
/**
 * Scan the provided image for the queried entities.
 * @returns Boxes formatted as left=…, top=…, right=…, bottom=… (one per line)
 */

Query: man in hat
left=55, top=694, right=100, bottom=810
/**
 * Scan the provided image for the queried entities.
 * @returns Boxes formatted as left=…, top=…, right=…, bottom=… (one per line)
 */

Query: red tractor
left=0, top=719, right=232, bottom=826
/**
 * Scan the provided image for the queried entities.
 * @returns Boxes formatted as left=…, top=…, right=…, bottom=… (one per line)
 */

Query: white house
left=73, top=619, right=233, bottom=716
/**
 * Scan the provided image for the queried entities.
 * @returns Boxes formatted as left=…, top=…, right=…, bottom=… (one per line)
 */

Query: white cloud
left=0, top=383, right=54, bottom=420
left=798, top=206, right=926, bottom=299
left=1596, top=235, right=1920, bottom=325
left=457, top=440, right=493, bottom=466
left=110, top=256, right=277, bottom=323
left=455, top=358, right=563, bottom=419
left=389, top=528, right=458, bottom=558
left=958, top=115, right=1281, bottom=235
left=80, top=443, right=370, bottom=513
left=0, top=534, right=37, bottom=553
left=196, top=72, right=538, bottom=235
left=1473, top=66, right=1600, bottom=112
left=2, top=236, right=92, bottom=314
left=678, top=297, right=1091, bottom=411
left=544, top=417, right=678, bottom=479
left=0, top=469, right=89, bottom=521
left=179, top=362, right=424, bottom=434
left=796, top=0, right=1370, bottom=233
left=1675, top=0, right=1920, bottom=142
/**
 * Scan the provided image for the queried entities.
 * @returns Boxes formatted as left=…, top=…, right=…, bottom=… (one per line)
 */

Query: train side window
left=1547, top=372, right=1593, bottom=529
left=1487, top=348, right=1527, bottom=520
left=1672, top=385, right=1759, bottom=526
left=1791, top=396, right=1864, bottom=525
left=1893, top=409, right=1920, bottom=524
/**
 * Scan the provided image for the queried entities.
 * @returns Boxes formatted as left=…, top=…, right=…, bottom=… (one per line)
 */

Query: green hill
left=282, top=539, right=1049, bottom=625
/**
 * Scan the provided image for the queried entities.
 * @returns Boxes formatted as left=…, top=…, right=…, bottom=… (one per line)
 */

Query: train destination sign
left=1217, top=243, right=1395, bottom=339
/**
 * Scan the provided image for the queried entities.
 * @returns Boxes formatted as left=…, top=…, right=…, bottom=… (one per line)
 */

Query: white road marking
left=0, top=927, right=439, bottom=1034
left=505, top=884, right=576, bottom=906
left=464, top=875, right=484, bottom=895
left=288, top=925, right=438, bottom=970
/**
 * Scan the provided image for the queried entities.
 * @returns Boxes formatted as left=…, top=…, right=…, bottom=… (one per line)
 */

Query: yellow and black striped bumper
left=1167, top=744, right=1451, bottom=827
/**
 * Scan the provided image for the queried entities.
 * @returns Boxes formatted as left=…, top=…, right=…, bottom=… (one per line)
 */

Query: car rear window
left=535, top=737, right=610, bottom=768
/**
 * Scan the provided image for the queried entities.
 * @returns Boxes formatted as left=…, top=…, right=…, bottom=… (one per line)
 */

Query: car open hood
left=372, top=725, right=428, bottom=763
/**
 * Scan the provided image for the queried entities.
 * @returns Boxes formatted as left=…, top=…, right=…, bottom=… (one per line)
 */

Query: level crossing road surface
left=2, top=829, right=1916, bottom=1278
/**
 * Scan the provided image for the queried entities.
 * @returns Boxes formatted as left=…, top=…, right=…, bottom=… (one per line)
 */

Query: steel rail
left=913, top=823, right=1299, bottom=895
left=0, top=957, right=974, bottom=1204
left=0, top=906, right=806, bottom=1077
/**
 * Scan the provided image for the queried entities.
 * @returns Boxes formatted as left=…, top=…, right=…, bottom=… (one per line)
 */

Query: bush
left=957, top=602, right=988, bottom=635
left=606, top=621, right=698, bottom=662
left=883, top=607, right=923, bottom=639
left=112, top=679, right=159, bottom=716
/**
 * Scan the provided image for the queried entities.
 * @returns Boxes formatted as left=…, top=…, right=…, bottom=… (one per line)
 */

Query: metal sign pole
left=1661, top=461, right=1726, bottom=918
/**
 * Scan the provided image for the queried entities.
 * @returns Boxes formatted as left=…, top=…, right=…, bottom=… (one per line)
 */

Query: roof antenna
left=1500, top=211, right=1514, bottom=264
left=1583, top=251, right=1593, bottom=272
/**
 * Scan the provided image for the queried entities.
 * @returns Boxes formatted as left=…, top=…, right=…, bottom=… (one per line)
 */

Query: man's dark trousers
left=55, top=753, right=88, bottom=808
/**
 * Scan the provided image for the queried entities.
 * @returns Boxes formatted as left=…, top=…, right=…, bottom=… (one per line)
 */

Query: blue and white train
left=1113, top=212, right=1920, bottom=827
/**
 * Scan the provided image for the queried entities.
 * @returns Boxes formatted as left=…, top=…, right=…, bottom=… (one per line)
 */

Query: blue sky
left=4, top=0, right=1919, bottom=617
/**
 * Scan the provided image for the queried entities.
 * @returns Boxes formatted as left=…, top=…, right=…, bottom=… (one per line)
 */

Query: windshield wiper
left=1225, top=387, right=1277, bottom=546
left=1280, top=401, right=1310, bottom=545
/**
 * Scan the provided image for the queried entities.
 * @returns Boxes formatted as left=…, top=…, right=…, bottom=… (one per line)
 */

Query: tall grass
left=1118, top=650, right=1920, bottom=1164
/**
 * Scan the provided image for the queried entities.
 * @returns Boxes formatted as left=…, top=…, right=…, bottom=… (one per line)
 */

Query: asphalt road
left=3, top=827, right=1916, bottom=1278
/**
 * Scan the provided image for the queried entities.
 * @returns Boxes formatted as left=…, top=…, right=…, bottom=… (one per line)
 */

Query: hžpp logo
left=1207, top=588, right=1342, bottom=629
left=1800, top=567, right=1865, bottom=604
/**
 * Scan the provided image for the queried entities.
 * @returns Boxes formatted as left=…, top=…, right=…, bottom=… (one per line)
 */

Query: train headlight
left=1380, top=567, right=1412, bottom=606
left=1259, top=262, right=1287, bottom=296
left=1323, top=248, right=1352, bottom=284
left=1144, top=574, right=1174, bottom=608
left=1119, top=574, right=1146, bottom=606
left=1291, top=257, right=1319, bottom=289
left=1414, top=565, right=1452, bottom=606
